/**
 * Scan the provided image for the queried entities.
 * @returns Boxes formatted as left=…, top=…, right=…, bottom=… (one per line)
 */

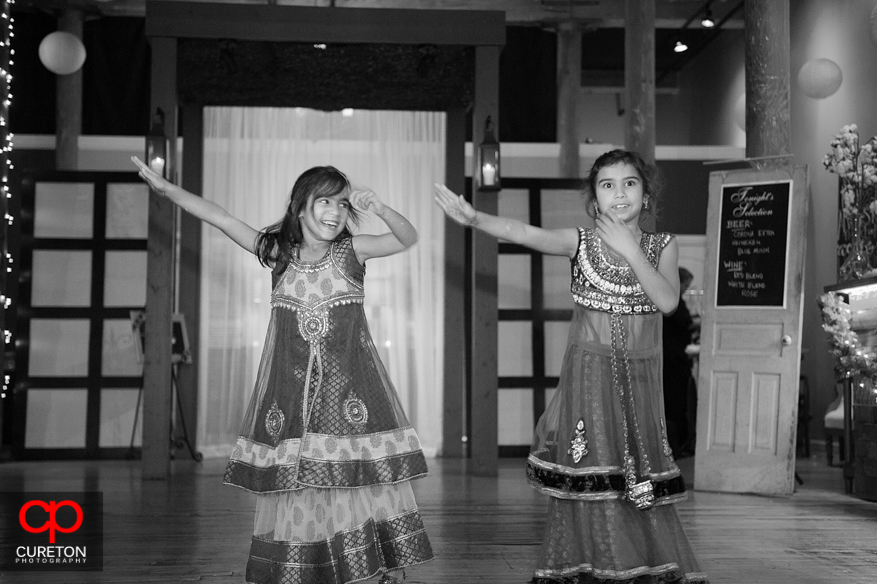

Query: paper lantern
left=797, top=58, right=842, bottom=99
left=38, top=32, right=86, bottom=75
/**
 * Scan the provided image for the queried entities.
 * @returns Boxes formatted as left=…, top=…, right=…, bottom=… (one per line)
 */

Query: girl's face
left=594, top=162, right=645, bottom=225
left=299, top=190, right=351, bottom=244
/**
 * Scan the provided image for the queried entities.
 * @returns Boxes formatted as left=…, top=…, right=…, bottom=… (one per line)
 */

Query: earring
left=644, top=198, right=650, bottom=210
left=594, top=204, right=601, bottom=216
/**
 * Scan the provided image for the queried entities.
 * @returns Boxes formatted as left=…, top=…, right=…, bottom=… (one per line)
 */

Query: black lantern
left=477, top=115, right=500, bottom=191
left=145, top=108, right=169, bottom=179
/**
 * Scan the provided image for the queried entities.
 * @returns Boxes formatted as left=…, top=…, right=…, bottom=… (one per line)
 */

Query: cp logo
left=19, top=500, right=83, bottom=543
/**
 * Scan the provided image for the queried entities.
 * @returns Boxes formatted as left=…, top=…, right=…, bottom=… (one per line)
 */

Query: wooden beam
left=142, top=36, right=178, bottom=480
left=55, top=9, right=82, bottom=170
left=80, top=0, right=745, bottom=28
left=744, top=0, right=790, bottom=158
left=624, top=0, right=656, bottom=163
left=146, top=1, right=505, bottom=45
left=442, top=107, right=466, bottom=458
left=470, top=44, right=500, bottom=477
left=624, top=0, right=656, bottom=231
left=175, top=104, right=204, bottom=454
left=557, top=22, right=581, bottom=178
left=582, top=69, right=678, bottom=94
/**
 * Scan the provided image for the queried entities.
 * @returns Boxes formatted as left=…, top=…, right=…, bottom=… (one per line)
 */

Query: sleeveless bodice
left=570, top=227, right=674, bottom=314
left=271, top=235, right=365, bottom=315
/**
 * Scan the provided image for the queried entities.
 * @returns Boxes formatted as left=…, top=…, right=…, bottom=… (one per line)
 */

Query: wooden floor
left=2, top=446, right=877, bottom=583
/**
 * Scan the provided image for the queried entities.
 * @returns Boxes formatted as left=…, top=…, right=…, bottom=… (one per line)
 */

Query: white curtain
left=196, top=107, right=445, bottom=458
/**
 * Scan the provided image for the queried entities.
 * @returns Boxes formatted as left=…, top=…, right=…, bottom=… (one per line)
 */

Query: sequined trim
left=264, top=401, right=285, bottom=444
left=570, top=227, right=673, bottom=314
left=526, top=456, right=687, bottom=504
left=246, top=510, right=433, bottom=584
left=533, top=562, right=708, bottom=584
left=272, top=293, right=364, bottom=313
left=568, top=418, right=589, bottom=463
left=343, top=395, right=369, bottom=426
left=297, top=307, right=330, bottom=343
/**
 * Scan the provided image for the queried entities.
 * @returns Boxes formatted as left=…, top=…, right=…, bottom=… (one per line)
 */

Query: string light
left=1, top=0, right=13, bottom=403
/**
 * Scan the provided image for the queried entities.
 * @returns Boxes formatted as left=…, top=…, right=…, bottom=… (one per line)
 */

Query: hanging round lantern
left=734, top=93, right=746, bottom=131
left=797, top=58, right=842, bottom=99
left=38, top=31, right=87, bottom=75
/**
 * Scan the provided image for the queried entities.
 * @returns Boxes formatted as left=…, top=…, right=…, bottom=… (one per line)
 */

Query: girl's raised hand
left=350, top=186, right=386, bottom=215
left=595, top=208, right=641, bottom=260
left=131, top=156, right=171, bottom=196
left=434, top=184, right=477, bottom=227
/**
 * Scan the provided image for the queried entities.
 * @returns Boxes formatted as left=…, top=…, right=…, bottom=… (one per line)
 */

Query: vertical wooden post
left=624, top=0, right=656, bottom=166
left=470, top=45, right=500, bottom=477
left=625, top=0, right=656, bottom=231
left=744, top=0, right=790, bottom=157
left=55, top=9, right=82, bottom=171
left=442, top=107, right=467, bottom=458
left=142, top=36, right=177, bottom=480
left=175, top=104, right=204, bottom=450
left=557, top=22, right=581, bottom=178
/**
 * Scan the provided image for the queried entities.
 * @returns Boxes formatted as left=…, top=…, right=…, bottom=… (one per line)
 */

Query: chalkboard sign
left=715, top=180, right=792, bottom=307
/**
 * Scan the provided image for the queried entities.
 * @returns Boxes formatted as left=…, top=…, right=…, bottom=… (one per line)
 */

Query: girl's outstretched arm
left=132, top=156, right=260, bottom=255
left=434, top=184, right=578, bottom=257
left=596, top=207, right=680, bottom=313
left=349, top=186, right=418, bottom=262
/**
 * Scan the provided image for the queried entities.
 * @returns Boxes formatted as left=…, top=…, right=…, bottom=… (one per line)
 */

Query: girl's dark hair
left=255, top=165, right=362, bottom=267
left=582, top=149, right=662, bottom=219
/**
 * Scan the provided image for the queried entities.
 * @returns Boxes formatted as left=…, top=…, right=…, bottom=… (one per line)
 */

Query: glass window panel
left=31, top=250, right=92, bottom=307
left=100, top=388, right=142, bottom=447
left=497, top=188, right=529, bottom=223
left=545, top=321, right=570, bottom=377
left=499, top=321, right=532, bottom=376
left=29, top=319, right=90, bottom=377
left=106, top=183, right=149, bottom=239
left=34, top=182, right=94, bottom=239
left=542, top=189, right=589, bottom=230
left=25, top=389, right=87, bottom=448
left=498, top=388, right=534, bottom=445
left=544, top=255, right=572, bottom=310
left=104, top=251, right=147, bottom=307
left=102, top=319, right=143, bottom=377
left=498, top=255, right=531, bottom=309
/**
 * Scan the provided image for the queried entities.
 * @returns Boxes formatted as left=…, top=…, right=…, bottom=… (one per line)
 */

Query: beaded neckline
left=570, top=227, right=671, bottom=314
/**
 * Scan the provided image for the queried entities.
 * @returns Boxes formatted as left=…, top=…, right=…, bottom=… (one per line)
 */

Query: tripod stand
left=125, top=363, right=202, bottom=462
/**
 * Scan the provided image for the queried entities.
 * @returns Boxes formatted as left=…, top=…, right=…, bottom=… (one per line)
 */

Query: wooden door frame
left=143, top=1, right=505, bottom=478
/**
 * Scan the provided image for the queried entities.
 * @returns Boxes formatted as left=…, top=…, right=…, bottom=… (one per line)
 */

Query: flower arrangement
left=819, top=292, right=877, bottom=385
left=823, top=124, right=877, bottom=217
left=823, top=124, right=877, bottom=280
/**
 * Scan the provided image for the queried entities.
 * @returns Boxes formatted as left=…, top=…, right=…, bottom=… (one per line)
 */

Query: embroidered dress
left=526, top=227, right=708, bottom=584
left=224, top=235, right=433, bottom=584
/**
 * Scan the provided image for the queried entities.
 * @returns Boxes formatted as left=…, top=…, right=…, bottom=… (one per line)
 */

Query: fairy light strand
left=1, top=0, right=13, bottom=401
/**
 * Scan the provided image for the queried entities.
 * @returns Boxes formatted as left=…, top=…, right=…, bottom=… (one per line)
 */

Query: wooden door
left=12, top=171, right=148, bottom=460
left=694, top=165, right=808, bottom=496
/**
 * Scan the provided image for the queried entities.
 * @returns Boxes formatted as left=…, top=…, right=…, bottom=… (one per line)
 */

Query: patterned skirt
left=247, top=482, right=432, bottom=584
left=527, top=309, right=707, bottom=583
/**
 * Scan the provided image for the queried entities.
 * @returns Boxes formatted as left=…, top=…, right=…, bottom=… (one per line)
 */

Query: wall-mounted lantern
left=146, top=108, right=169, bottom=178
left=477, top=115, right=500, bottom=191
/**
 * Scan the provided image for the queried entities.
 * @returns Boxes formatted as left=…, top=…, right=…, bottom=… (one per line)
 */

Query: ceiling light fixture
left=701, top=6, right=715, bottom=28
left=674, top=40, right=688, bottom=53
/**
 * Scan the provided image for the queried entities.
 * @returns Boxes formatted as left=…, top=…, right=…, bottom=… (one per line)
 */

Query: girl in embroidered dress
left=133, top=156, right=433, bottom=584
left=434, top=149, right=707, bottom=584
